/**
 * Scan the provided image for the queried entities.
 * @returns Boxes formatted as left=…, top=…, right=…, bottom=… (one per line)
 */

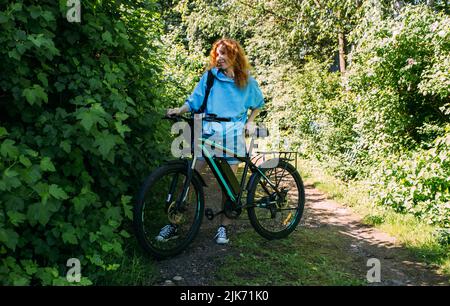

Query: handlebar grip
left=163, top=113, right=186, bottom=120
left=213, top=117, right=231, bottom=122
left=203, top=114, right=231, bottom=122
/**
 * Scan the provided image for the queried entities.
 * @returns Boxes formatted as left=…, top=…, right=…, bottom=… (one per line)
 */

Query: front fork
left=165, top=157, right=197, bottom=212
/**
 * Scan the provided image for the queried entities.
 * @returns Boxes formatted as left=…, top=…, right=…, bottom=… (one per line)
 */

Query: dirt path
left=154, top=172, right=447, bottom=286
left=302, top=185, right=446, bottom=286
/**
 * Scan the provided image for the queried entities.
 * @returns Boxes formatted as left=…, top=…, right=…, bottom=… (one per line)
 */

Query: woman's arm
left=247, top=108, right=261, bottom=123
left=166, top=104, right=190, bottom=116
left=245, top=108, right=261, bottom=136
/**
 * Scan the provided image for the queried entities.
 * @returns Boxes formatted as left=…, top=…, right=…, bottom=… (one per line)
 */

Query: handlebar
left=162, top=113, right=231, bottom=122
left=203, top=114, right=231, bottom=122
left=162, top=112, right=268, bottom=139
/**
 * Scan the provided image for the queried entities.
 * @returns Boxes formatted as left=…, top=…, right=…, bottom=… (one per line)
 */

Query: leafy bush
left=274, top=59, right=365, bottom=180
left=372, top=125, right=450, bottom=228
left=277, top=5, right=449, bottom=226
left=0, top=0, right=170, bottom=285
left=346, top=5, right=450, bottom=227
left=348, top=4, right=450, bottom=156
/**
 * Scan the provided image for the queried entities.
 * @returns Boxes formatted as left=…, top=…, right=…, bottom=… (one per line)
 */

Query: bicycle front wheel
left=247, top=159, right=305, bottom=240
left=134, top=162, right=204, bottom=259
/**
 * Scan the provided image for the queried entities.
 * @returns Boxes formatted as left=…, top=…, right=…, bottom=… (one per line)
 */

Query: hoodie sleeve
left=245, top=77, right=265, bottom=110
left=184, top=71, right=209, bottom=113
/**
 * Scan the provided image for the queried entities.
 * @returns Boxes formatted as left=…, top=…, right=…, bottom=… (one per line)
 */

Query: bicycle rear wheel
left=134, top=162, right=204, bottom=259
left=247, top=159, right=305, bottom=240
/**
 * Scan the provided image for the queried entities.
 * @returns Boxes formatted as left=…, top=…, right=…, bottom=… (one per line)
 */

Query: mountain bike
left=133, top=113, right=305, bottom=259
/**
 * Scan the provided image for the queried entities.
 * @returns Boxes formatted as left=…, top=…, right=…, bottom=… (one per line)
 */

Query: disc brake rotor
left=167, top=201, right=184, bottom=224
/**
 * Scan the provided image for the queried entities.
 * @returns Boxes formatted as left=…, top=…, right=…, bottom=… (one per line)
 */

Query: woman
left=160, top=38, right=265, bottom=244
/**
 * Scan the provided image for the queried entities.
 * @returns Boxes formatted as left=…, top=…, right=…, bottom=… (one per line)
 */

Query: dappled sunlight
left=302, top=183, right=448, bottom=285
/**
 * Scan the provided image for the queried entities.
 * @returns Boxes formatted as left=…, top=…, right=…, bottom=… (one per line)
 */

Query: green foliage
left=261, top=4, right=450, bottom=224
left=264, top=58, right=365, bottom=180
left=345, top=4, right=450, bottom=227
left=1, top=0, right=449, bottom=286
left=349, top=4, right=450, bottom=153
left=372, top=125, right=450, bottom=227
left=0, top=0, right=171, bottom=285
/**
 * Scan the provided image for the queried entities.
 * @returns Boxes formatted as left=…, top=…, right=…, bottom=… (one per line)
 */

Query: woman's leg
left=195, top=158, right=238, bottom=229
left=194, top=159, right=207, bottom=173
left=220, top=163, right=239, bottom=226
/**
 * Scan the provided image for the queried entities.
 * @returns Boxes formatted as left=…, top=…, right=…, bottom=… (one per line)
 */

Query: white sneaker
left=155, top=224, right=178, bottom=242
left=214, top=226, right=229, bottom=244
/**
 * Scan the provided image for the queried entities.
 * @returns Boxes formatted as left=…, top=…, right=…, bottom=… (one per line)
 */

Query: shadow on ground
left=152, top=173, right=448, bottom=286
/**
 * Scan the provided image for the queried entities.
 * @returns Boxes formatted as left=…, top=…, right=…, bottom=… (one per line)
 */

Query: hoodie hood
left=210, top=67, right=235, bottom=83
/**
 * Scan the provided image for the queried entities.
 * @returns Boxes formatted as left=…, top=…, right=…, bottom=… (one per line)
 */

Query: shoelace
left=160, top=225, right=175, bottom=237
left=215, top=227, right=227, bottom=239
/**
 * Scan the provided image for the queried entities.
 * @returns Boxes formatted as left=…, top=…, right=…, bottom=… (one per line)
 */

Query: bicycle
left=133, top=113, right=305, bottom=259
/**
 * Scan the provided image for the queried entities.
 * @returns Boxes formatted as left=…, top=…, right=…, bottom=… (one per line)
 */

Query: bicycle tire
left=247, top=159, right=305, bottom=240
left=134, top=162, right=205, bottom=259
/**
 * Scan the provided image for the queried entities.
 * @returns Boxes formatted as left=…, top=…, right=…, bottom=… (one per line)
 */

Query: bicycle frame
left=175, top=134, right=284, bottom=212
left=134, top=114, right=305, bottom=259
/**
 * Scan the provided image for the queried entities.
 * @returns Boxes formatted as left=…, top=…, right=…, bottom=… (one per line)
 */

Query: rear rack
left=250, top=151, right=298, bottom=169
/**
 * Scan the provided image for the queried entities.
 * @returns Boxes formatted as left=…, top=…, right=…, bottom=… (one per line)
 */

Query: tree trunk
left=426, top=0, right=434, bottom=8
left=338, top=31, right=346, bottom=73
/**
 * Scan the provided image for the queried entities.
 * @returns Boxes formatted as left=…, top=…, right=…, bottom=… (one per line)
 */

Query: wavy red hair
left=208, top=38, right=251, bottom=88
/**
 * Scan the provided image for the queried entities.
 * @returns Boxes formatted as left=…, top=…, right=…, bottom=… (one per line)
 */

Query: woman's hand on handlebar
left=166, top=104, right=190, bottom=117
left=166, top=107, right=181, bottom=117
left=244, top=121, right=256, bottom=138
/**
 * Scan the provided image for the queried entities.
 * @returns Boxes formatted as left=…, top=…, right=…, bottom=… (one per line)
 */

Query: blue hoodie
left=184, top=67, right=265, bottom=138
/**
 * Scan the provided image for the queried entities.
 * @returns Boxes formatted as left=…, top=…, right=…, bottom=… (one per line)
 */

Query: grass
left=214, top=228, right=366, bottom=286
left=95, top=239, right=160, bottom=286
left=296, top=157, right=450, bottom=279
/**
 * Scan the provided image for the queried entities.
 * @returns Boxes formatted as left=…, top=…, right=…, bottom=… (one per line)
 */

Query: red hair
left=208, top=38, right=251, bottom=88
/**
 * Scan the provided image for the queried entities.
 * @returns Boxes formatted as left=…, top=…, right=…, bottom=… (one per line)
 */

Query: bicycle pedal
left=205, top=208, right=214, bottom=220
